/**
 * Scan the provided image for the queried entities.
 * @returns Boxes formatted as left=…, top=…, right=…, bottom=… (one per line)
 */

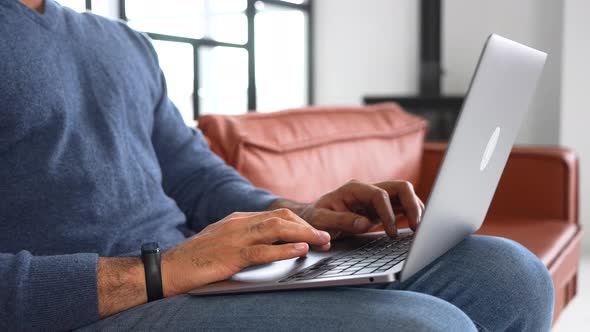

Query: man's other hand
left=160, top=209, right=331, bottom=297
left=277, top=180, right=425, bottom=240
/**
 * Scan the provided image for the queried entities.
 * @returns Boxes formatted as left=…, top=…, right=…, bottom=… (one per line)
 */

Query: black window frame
left=109, top=0, right=314, bottom=119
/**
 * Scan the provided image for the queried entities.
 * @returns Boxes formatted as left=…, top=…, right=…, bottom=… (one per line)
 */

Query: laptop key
left=344, top=266, right=364, bottom=272
left=316, top=272, right=355, bottom=278
left=298, top=270, right=324, bottom=279
left=326, top=268, right=345, bottom=273
left=338, top=262, right=356, bottom=267
left=354, top=268, right=377, bottom=275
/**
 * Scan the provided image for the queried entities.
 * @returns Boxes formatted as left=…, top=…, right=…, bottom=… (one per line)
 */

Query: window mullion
left=246, top=0, right=257, bottom=111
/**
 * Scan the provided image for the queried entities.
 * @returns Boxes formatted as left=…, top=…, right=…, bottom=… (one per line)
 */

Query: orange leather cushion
left=199, top=103, right=428, bottom=202
left=476, top=219, right=578, bottom=266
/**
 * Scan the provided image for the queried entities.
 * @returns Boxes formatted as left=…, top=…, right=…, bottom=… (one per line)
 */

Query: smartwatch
left=141, top=242, right=164, bottom=302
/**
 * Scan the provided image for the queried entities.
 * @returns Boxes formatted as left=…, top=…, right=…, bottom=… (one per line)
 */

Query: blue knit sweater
left=0, top=1, right=278, bottom=330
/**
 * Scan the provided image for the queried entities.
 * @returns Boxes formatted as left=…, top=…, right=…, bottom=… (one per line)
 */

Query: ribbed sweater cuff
left=26, top=253, right=100, bottom=330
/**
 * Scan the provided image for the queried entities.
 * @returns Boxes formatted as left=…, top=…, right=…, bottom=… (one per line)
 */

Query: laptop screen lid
left=399, top=34, right=547, bottom=282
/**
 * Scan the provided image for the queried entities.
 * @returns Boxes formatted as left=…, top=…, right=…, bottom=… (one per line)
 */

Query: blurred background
left=58, top=0, right=589, bottom=329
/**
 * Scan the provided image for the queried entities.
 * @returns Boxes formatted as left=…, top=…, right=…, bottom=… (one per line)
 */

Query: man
left=0, top=0, right=554, bottom=331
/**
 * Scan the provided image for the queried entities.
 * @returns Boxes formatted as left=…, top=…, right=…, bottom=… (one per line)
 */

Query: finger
left=311, top=209, right=374, bottom=234
left=340, top=181, right=397, bottom=238
left=409, top=197, right=425, bottom=231
left=374, top=181, right=422, bottom=232
left=264, top=209, right=333, bottom=247
left=270, top=209, right=332, bottom=250
left=247, top=217, right=331, bottom=246
left=326, top=199, right=350, bottom=213
left=418, top=199, right=425, bottom=224
left=270, top=208, right=316, bottom=228
left=239, top=243, right=309, bottom=266
left=231, top=208, right=318, bottom=234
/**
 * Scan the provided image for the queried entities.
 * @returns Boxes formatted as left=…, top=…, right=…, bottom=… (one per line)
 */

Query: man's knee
left=309, top=289, right=477, bottom=331
left=458, top=236, right=555, bottom=328
left=460, top=236, right=554, bottom=298
left=382, top=292, right=477, bottom=332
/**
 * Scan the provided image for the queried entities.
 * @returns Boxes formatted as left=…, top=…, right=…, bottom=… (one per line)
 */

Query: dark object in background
left=365, top=0, right=463, bottom=142
left=364, top=96, right=463, bottom=141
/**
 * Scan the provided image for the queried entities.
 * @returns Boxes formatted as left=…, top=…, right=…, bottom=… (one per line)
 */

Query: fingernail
left=294, top=243, right=307, bottom=250
left=353, top=218, right=370, bottom=231
left=317, top=230, right=331, bottom=242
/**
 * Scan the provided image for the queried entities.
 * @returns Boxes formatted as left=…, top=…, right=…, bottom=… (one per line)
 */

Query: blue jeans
left=80, top=236, right=554, bottom=331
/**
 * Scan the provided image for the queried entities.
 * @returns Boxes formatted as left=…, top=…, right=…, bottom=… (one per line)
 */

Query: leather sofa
left=198, top=103, right=581, bottom=324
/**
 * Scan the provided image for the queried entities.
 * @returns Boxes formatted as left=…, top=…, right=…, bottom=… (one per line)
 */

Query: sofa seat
left=476, top=219, right=578, bottom=266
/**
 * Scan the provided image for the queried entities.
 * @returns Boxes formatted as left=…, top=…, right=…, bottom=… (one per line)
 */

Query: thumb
left=313, top=209, right=374, bottom=234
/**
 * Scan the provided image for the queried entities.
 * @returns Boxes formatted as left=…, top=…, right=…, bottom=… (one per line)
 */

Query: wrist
left=97, top=257, right=146, bottom=318
left=160, top=253, right=179, bottom=297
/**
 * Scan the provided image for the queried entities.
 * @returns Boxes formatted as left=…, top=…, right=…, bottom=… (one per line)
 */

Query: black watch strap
left=141, top=242, right=164, bottom=302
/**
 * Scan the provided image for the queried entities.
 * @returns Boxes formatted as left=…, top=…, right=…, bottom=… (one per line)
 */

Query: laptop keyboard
left=280, top=233, right=414, bottom=282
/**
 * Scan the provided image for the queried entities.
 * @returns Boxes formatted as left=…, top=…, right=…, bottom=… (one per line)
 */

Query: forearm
left=96, top=201, right=304, bottom=319
left=97, top=257, right=147, bottom=318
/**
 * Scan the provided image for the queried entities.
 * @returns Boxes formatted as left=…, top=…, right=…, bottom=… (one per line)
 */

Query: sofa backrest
left=198, top=103, right=428, bottom=203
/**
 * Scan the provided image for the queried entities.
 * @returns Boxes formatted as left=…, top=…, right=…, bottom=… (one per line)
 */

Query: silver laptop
left=189, top=34, right=547, bottom=296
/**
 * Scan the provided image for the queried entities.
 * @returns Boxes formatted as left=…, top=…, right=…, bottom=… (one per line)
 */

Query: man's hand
left=271, top=180, right=425, bottom=239
left=161, top=208, right=330, bottom=297
left=98, top=208, right=330, bottom=318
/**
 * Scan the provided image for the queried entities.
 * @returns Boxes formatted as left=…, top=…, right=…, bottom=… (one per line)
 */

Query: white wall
left=444, top=0, right=563, bottom=145
left=314, top=0, right=563, bottom=145
left=314, top=0, right=419, bottom=105
left=560, top=0, right=590, bottom=252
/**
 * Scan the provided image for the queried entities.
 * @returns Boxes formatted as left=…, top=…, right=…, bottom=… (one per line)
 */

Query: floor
left=552, top=256, right=590, bottom=331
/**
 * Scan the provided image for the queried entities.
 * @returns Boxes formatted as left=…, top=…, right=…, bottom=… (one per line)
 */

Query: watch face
left=142, top=242, right=160, bottom=254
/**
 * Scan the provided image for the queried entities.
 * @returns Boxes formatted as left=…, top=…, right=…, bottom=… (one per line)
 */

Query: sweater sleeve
left=0, top=251, right=99, bottom=331
left=150, top=77, right=278, bottom=231
left=144, top=46, right=278, bottom=232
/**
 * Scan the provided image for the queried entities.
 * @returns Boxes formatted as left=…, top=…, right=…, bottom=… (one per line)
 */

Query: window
left=199, top=46, right=249, bottom=116
left=125, top=0, right=248, bottom=44
left=255, top=2, right=309, bottom=112
left=122, top=0, right=313, bottom=123
left=56, top=0, right=313, bottom=124
left=151, top=40, right=195, bottom=124
left=56, top=0, right=88, bottom=12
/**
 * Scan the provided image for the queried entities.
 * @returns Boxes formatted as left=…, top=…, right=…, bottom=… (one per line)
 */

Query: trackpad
left=231, top=257, right=307, bottom=282
left=231, top=248, right=338, bottom=283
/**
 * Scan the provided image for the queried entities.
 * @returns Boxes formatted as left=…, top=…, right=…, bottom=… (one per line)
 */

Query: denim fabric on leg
left=79, top=289, right=476, bottom=331
left=382, top=235, right=555, bottom=332
left=79, top=235, right=552, bottom=331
